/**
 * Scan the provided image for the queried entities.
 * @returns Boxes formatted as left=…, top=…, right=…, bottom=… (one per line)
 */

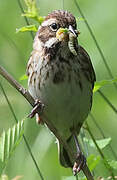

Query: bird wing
left=77, top=45, right=96, bottom=89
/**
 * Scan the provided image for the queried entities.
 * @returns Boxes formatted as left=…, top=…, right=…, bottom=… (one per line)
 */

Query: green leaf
left=84, top=137, right=111, bottom=149
left=16, top=25, right=38, bottom=33
left=22, top=12, right=37, bottom=18
left=24, top=0, right=38, bottom=15
left=108, top=160, right=117, bottom=170
left=0, top=120, right=24, bottom=175
left=37, top=16, right=45, bottom=24
left=93, top=78, right=117, bottom=93
left=87, top=154, right=100, bottom=171
left=22, top=0, right=45, bottom=24
left=76, top=17, right=85, bottom=22
left=19, top=74, right=28, bottom=81
left=22, top=13, right=45, bottom=24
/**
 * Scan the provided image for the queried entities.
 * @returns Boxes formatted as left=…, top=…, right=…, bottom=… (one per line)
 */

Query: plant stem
left=90, top=113, right=117, bottom=160
left=0, top=82, right=44, bottom=180
left=74, top=0, right=117, bottom=91
left=62, top=0, right=64, bottom=9
left=85, top=121, right=115, bottom=180
left=17, top=0, right=34, bottom=39
left=98, top=90, right=117, bottom=114
left=0, top=66, right=34, bottom=106
left=0, top=65, right=94, bottom=179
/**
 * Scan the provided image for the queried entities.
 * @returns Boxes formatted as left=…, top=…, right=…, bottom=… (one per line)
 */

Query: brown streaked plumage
left=27, top=10, right=96, bottom=174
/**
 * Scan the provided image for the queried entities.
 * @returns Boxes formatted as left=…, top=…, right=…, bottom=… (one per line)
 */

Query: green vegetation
left=0, top=0, right=117, bottom=179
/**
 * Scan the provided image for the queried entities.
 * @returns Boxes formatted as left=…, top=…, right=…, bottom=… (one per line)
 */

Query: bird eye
left=50, top=23, right=58, bottom=31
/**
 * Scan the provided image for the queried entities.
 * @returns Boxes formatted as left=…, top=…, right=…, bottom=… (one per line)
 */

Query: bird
left=26, top=10, right=96, bottom=174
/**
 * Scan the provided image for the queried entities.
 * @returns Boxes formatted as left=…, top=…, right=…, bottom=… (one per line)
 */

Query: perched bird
left=27, top=10, right=96, bottom=174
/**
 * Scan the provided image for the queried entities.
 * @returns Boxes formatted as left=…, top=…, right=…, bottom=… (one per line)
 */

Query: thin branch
left=76, top=176, right=78, bottom=180
left=0, top=66, right=34, bottom=106
left=98, top=90, right=117, bottom=114
left=89, top=113, right=105, bottom=138
left=0, top=81, right=44, bottom=180
left=62, top=0, right=64, bottom=9
left=22, top=135, right=44, bottom=180
left=74, top=0, right=117, bottom=91
left=17, top=0, right=34, bottom=39
left=0, top=31, right=24, bottom=65
left=86, top=121, right=115, bottom=180
left=90, top=113, right=117, bottom=160
left=80, top=128, right=89, bottom=157
left=0, top=65, right=94, bottom=179
left=74, top=0, right=117, bottom=162
left=0, top=82, right=18, bottom=123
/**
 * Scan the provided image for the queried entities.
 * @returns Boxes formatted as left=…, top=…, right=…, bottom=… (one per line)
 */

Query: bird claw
left=28, top=100, right=45, bottom=124
left=73, top=153, right=86, bottom=176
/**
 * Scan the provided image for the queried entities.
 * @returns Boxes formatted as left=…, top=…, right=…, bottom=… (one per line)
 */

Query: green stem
left=0, top=81, right=44, bottom=180
left=0, top=65, right=94, bottom=180
left=62, top=0, right=64, bottom=9
left=17, top=0, right=34, bottom=39
left=74, top=0, right=117, bottom=91
left=75, top=174, right=78, bottom=180
left=98, top=90, right=117, bottom=114
left=90, top=113, right=117, bottom=160
left=85, top=121, right=115, bottom=180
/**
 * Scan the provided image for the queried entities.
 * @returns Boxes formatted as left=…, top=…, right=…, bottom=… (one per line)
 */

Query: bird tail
left=58, top=135, right=77, bottom=168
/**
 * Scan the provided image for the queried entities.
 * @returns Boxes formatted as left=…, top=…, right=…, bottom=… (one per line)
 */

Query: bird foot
left=28, top=99, right=45, bottom=124
left=73, top=153, right=86, bottom=175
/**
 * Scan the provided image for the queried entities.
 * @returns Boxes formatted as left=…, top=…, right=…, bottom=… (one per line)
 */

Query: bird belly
left=28, top=67, right=92, bottom=140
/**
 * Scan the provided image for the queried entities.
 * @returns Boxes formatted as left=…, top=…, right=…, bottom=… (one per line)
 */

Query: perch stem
left=0, top=65, right=94, bottom=180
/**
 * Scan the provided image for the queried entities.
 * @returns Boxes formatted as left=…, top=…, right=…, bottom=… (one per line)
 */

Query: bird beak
left=68, top=25, right=78, bottom=37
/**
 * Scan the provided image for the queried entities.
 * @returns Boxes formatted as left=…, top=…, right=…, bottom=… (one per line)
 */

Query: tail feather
left=58, top=135, right=78, bottom=168
left=58, top=142, right=73, bottom=167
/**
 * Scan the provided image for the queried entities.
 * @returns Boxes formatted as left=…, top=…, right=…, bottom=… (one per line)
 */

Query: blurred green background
left=0, top=0, right=117, bottom=179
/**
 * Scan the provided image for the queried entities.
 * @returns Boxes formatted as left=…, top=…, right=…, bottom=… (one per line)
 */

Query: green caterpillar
left=68, top=32, right=77, bottom=56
